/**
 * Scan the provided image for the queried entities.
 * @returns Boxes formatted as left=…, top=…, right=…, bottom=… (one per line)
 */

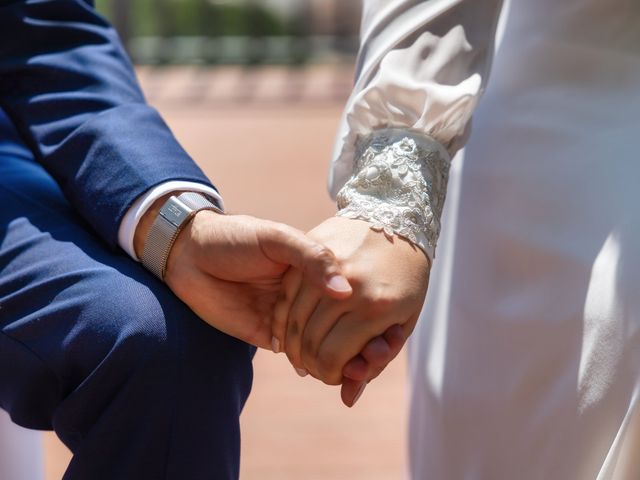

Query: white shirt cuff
left=117, top=181, right=224, bottom=261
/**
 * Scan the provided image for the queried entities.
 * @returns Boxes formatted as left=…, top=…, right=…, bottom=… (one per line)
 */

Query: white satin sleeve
left=330, top=0, right=504, bottom=261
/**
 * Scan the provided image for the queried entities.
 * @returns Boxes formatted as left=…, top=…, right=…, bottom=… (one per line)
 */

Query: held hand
left=135, top=200, right=353, bottom=349
left=273, top=216, right=430, bottom=390
left=340, top=325, right=407, bottom=407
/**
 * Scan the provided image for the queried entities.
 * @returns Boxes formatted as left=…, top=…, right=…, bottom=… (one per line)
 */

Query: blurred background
left=96, top=0, right=364, bottom=106
left=97, top=0, right=361, bottom=66
left=38, top=1, right=410, bottom=479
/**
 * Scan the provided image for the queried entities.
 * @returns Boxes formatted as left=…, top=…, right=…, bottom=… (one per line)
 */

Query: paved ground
left=43, top=67, right=409, bottom=480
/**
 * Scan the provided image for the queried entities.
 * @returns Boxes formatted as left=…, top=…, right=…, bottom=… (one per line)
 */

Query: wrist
left=133, top=192, right=179, bottom=259
left=137, top=192, right=223, bottom=280
left=164, top=209, right=222, bottom=282
left=335, top=128, right=450, bottom=262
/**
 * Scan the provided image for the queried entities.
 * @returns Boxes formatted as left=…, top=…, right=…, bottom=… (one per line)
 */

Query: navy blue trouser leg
left=0, top=120, right=255, bottom=479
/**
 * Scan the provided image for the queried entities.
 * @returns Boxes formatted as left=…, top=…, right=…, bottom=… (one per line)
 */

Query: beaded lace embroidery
left=336, top=128, right=451, bottom=259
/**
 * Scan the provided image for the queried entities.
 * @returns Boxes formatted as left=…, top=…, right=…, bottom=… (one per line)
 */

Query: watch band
left=141, top=192, right=223, bottom=280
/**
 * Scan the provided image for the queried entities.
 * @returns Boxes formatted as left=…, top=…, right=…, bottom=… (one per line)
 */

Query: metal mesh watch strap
left=141, top=192, right=223, bottom=280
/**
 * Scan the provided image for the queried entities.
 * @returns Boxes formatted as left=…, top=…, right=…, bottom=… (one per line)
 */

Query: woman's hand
left=273, top=216, right=430, bottom=393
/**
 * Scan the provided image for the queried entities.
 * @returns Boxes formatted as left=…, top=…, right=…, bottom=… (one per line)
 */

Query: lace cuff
left=335, top=128, right=451, bottom=261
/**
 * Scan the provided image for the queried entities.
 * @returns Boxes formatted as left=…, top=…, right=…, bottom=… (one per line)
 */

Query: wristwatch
left=141, top=191, right=223, bottom=280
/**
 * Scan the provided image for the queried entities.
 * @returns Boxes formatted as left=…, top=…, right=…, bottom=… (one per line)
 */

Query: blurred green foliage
left=95, top=0, right=289, bottom=38
left=94, top=0, right=313, bottom=64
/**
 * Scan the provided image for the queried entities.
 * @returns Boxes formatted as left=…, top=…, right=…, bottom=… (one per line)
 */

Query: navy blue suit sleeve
left=0, top=0, right=216, bottom=247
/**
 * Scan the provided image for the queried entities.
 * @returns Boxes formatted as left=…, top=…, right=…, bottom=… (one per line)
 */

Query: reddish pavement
left=44, top=67, right=409, bottom=480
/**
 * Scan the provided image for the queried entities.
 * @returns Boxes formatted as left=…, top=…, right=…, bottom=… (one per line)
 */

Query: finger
left=285, top=280, right=323, bottom=375
left=341, top=379, right=367, bottom=408
left=360, top=335, right=392, bottom=366
left=271, top=267, right=303, bottom=353
left=381, top=324, right=406, bottom=360
left=362, top=324, right=405, bottom=368
left=341, top=354, right=369, bottom=382
left=299, top=298, right=352, bottom=381
left=340, top=325, right=407, bottom=407
left=342, top=336, right=390, bottom=381
left=183, top=273, right=274, bottom=349
left=259, top=222, right=353, bottom=299
left=315, top=312, right=406, bottom=385
left=343, top=324, right=407, bottom=382
left=308, top=312, right=368, bottom=385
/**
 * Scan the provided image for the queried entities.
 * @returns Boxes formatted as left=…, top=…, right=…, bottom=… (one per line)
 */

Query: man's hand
left=273, top=216, right=430, bottom=399
left=134, top=195, right=353, bottom=349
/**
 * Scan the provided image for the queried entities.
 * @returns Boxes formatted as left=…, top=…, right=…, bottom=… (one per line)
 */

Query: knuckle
left=272, top=222, right=292, bottom=237
left=266, top=222, right=294, bottom=245
left=366, top=289, right=396, bottom=316
left=302, top=335, right=316, bottom=357
left=287, top=317, right=300, bottom=337
left=316, top=350, right=343, bottom=385
left=285, top=350, right=299, bottom=368
left=299, top=350, right=315, bottom=375
left=309, top=244, right=335, bottom=265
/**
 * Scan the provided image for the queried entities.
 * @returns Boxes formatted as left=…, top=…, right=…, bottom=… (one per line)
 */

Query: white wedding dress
left=330, top=0, right=640, bottom=478
left=0, top=410, right=44, bottom=479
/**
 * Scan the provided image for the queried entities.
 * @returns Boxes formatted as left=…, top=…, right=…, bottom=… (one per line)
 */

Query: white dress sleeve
left=330, top=0, right=504, bottom=261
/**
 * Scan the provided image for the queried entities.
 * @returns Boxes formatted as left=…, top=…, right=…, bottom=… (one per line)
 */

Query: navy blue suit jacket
left=0, top=0, right=216, bottom=248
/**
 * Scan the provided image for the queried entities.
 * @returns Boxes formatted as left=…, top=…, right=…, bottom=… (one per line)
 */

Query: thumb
left=259, top=222, right=352, bottom=298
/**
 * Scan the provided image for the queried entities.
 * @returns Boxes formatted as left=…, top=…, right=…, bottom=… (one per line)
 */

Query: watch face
left=159, top=198, right=191, bottom=228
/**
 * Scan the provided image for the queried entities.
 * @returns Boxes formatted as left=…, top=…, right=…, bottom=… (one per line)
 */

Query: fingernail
left=271, top=336, right=280, bottom=354
left=295, top=367, right=308, bottom=377
left=351, top=382, right=367, bottom=407
left=326, top=274, right=352, bottom=293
